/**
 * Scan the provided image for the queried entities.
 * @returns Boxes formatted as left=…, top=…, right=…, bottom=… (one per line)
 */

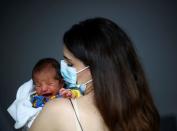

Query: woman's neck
left=84, top=82, right=94, bottom=95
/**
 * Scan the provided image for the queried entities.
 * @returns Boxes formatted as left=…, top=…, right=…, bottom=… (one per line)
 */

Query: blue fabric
left=30, top=94, right=61, bottom=108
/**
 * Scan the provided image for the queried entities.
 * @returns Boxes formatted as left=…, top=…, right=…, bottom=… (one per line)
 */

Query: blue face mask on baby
left=60, top=60, right=92, bottom=93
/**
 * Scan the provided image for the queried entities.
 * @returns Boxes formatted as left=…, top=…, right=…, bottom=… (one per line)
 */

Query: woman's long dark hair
left=63, top=17, right=160, bottom=131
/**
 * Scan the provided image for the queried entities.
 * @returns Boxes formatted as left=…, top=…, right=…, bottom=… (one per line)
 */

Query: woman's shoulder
left=45, top=98, right=71, bottom=109
left=30, top=98, right=75, bottom=131
left=43, top=98, right=73, bottom=118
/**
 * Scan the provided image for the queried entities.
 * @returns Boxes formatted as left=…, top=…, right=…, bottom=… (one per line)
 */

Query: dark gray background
left=0, top=1, right=177, bottom=131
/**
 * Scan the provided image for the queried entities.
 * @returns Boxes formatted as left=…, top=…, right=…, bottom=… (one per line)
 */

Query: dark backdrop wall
left=0, top=1, right=177, bottom=131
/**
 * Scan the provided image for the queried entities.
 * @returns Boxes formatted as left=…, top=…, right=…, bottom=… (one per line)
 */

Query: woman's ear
left=86, top=68, right=92, bottom=79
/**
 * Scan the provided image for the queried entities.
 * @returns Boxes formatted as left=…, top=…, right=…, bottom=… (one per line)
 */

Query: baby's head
left=32, top=58, right=63, bottom=97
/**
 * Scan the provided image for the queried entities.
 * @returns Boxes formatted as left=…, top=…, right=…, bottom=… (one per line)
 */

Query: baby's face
left=33, top=68, right=63, bottom=97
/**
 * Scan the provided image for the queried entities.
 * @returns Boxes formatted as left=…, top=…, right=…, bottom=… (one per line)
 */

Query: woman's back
left=71, top=93, right=108, bottom=131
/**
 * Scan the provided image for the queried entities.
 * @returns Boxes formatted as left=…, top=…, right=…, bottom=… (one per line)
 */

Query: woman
left=30, top=17, right=160, bottom=131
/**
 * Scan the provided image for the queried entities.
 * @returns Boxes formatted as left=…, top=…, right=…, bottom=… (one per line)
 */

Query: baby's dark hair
left=32, top=58, right=62, bottom=80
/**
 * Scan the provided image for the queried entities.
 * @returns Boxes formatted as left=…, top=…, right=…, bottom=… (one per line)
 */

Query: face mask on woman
left=60, top=60, right=92, bottom=93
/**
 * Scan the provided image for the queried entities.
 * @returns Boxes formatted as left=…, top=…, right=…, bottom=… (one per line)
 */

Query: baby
left=7, top=58, right=82, bottom=130
left=31, top=58, right=81, bottom=108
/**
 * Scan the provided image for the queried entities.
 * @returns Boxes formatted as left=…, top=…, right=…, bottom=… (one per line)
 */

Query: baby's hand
left=59, top=88, right=76, bottom=98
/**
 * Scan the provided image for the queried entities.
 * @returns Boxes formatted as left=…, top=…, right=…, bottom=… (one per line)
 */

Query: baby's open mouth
left=43, top=93, right=52, bottom=97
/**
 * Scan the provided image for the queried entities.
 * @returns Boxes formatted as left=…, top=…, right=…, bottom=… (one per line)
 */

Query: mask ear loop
left=76, top=66, right=89, bottom=73
left=84, top=79, right=92, bottom=85
left=83, top=79, right=93, bottom=92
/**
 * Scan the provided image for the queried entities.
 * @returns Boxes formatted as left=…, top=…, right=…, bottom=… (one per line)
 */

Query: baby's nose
left=41, top=85, right=48, bottom=92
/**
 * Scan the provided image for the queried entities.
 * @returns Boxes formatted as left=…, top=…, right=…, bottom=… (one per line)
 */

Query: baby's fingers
left=59, top=88, right=72, bottom=98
